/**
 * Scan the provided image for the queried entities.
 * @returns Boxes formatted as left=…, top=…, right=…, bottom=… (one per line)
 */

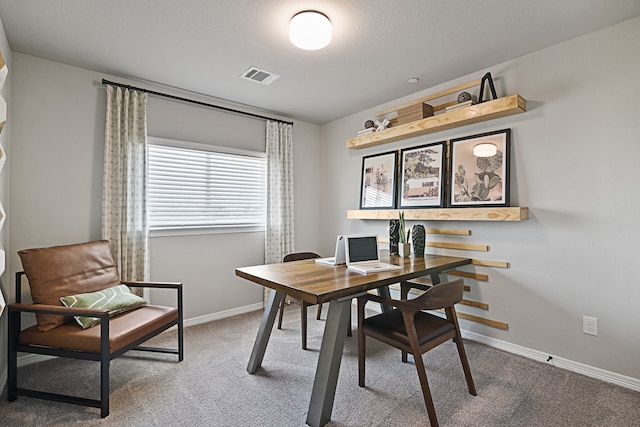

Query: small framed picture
left=398, top=141, right=446, bottom=209
left=359, top=151, right=398, bottom=209
left=449, top=128, right=511, bottom=207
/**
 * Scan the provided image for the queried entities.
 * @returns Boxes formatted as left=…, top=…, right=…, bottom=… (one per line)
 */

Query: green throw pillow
left=60, top=284, right=147, bottom=329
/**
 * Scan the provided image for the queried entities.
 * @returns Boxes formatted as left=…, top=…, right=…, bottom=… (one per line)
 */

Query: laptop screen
left=347, top=236, right=379, bottom=263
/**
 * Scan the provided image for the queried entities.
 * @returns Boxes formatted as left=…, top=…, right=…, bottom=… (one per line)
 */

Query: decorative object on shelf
left=364, top=119, right=375, bottom=129
left=398, top=211, right=411, bottom=257
left=478, top=72, right=498, bottom=103
left=0, top=95, right=6, bottom=133
left=375, top=118, right=390, bottom=131
left=0, top=200, right=5, bottom=231
left=359, top=150, right=398, bottom=210
left=0, top=143, right=5, bottom=172
left=389, top=219, right=399, bottom=255
left=412, top=224, right=426, bottom=257
left=399, top=141, right=446, bottom=209
left=356, top=127, right=375, bottom=136
left=396, top=102, right=433, bottom=125
left=458, top=91, right=472, bottom=103
left=0, top=50, right=6, bottom=90
left=449, top=128, right=511, bottom=207
left=0, top=284, right=5, bottom=317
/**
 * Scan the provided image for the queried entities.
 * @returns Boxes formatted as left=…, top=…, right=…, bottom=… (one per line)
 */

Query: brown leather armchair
left=6, top=240, right=184, bottom=417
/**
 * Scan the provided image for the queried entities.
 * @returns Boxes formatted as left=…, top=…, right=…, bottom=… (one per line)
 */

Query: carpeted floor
left=2, top=305, right=639, bottom=426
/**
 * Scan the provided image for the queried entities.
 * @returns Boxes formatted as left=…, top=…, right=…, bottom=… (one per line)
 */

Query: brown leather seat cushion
left=18, top=240, right=122, bottom=331
left=363, top=310, right=455, bottom=347
left=19, top=305, right=178, bottom=354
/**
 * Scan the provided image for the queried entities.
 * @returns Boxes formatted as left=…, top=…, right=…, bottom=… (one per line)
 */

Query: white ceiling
left=0, top=0, right=639, bottom=124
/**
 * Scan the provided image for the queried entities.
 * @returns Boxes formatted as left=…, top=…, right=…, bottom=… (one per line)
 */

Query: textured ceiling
left=0, top=0, right=639, bottom=124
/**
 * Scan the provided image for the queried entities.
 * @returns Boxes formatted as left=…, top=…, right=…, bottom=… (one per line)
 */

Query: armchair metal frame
left=7, top=271, right=184, bottom=418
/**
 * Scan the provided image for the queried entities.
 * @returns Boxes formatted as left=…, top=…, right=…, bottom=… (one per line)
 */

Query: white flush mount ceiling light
left=289, top=11, right=332, bottom=50
left=473, top=143, right=498, bottom=157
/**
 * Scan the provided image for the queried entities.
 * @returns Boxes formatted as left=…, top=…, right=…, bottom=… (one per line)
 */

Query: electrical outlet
left=583, top=315, right=598, bottom=336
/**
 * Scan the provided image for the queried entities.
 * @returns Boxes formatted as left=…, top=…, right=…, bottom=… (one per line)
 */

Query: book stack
left=396, top=102, right=434, bottom=125
left=445, top=100, right=475, bottom=112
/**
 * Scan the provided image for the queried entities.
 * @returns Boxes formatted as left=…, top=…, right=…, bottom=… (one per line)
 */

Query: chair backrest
left=17, top=240, right=121, bottom=331
left=283, top=252, right=321, bottom=263
left=408, top=278, right=464, bottom=312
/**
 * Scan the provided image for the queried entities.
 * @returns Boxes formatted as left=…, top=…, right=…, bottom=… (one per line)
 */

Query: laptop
left=315, top=235, right=346, bottom=266
left=345, top=235, right=402, bottom=274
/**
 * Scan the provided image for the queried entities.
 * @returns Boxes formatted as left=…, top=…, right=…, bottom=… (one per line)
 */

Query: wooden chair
left=277, top=252, right=323, bottom=350
left=6, top=240, right=183, bottom=417
left=357, top=278, right=476, bottom=427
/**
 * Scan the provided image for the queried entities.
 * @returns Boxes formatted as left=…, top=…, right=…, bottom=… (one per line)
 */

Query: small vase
left=412, top=224, right=426, bottom=257
left=398, top=242, right=411, bottom=258
left=389, top=219, right=400, bottom=255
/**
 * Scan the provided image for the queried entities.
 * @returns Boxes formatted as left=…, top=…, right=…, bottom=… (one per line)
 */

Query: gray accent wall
left=320, top=17, right=640, bottom=380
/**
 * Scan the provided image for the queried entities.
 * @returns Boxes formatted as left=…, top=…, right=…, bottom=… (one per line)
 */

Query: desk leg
left=247, top=289, right=285, bottom=374
left=306, top=298, right=352, bottom=427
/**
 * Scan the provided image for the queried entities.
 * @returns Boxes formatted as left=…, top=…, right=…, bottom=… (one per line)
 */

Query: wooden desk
left=236, top=254, right=471, bottom=427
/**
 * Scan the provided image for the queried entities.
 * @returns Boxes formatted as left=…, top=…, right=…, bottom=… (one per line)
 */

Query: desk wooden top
left=236, top=254, right=471, bottom=305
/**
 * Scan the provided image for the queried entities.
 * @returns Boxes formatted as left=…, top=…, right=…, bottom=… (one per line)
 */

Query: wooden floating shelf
left=347, top=207, right=528, bottom=222
left=346, top=94, right=526, bottom=150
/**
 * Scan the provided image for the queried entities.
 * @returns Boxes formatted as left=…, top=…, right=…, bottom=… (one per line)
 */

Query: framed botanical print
left=359, top=151, right=398, bottom=209
left=398, top=141, right=446, bottom=208
left=449, top=129, right=511, bottom=207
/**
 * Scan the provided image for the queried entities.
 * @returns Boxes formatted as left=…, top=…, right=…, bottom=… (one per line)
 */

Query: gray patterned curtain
left=102, top=85, right=149, bottom=294
left=264, top=121, right=295, bottom=303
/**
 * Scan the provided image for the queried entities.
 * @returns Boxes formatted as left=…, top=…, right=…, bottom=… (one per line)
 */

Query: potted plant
left=398, top=211, right=411, bottom=258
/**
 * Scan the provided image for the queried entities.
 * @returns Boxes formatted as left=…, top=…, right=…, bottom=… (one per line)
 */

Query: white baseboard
left=183, top=302, right=263, bottom=328
left=461, top=330, right=640, bottom=392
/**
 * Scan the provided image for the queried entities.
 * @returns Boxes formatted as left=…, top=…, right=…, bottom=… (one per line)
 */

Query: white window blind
left=148, top=138, right=266, bottom=230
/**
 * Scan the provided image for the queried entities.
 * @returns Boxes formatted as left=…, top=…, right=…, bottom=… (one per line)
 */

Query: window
left=148, top=137, right=266, bottom=231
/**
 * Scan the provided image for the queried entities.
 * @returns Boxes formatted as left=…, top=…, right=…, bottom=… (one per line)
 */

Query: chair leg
left=301, top=302, right=308, bottom=350
left=7, top=309, right=19, bottom=402
left=316, top=303, right=323, bottom=320
left=100, top=319, right=110, bottom=418
left=277, top=299, right=285, bottom=329
left=403, top=312, right=439, bottom=427
left=447, top=308, right=477, bottom=396
left=347, top=309, right=352, bottom=337
left=412, top=350, right=439, bottom=427
left=100, top=356, right=110, bottom=418
left=455, top=336, right=477, bottom=395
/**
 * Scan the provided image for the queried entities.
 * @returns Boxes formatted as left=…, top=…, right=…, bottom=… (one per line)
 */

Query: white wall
left=9, top=53, right=323, bottom=322
left=0, top=15, right=11, bottom=388
left=320, top=17, right=640, bottom=380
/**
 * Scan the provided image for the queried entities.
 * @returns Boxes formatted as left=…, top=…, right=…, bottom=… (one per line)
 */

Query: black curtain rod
left=101, top=78, right=294, bottom=126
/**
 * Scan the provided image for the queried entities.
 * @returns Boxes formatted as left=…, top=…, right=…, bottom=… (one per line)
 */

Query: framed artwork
left=398, top=141, right=446, bottom=208
left=359, top=151, right=398, bottom=209
left=449, top=128, right=511, bottom=207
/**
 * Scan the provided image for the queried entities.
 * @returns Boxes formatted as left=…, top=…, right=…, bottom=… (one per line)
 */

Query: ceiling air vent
left=240, top=66, right=280, bottom=85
